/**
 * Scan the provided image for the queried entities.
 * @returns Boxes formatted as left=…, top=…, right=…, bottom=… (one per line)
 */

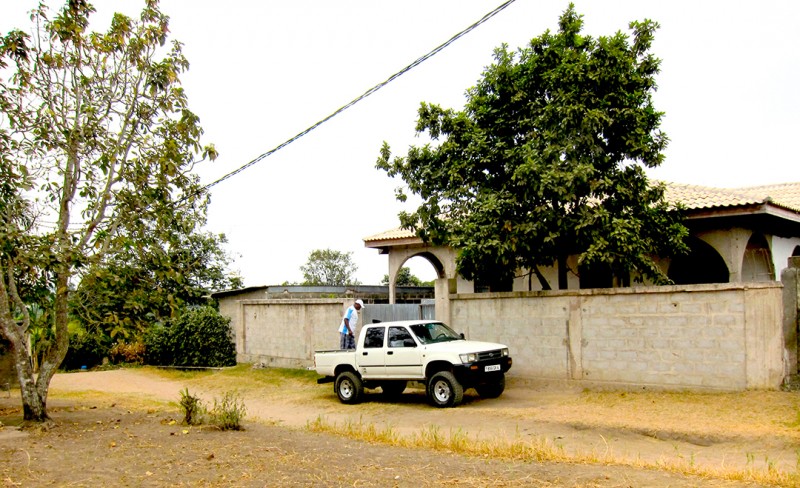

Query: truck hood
left=423, top=340, right=507, bottom=354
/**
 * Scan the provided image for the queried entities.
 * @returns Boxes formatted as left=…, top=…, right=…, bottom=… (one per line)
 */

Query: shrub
left=179, top=388, right=205, bottom=425
left=209, top=391, right=246, bottom=430
left=109, top=341, right=146, bottom=365
left=143, top=306, right=235, bottom=367
left=62, top=330, right=110, bottom=371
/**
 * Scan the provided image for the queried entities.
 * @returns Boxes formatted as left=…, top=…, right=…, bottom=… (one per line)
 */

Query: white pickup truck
left=313, top=320, right=512, bottom=407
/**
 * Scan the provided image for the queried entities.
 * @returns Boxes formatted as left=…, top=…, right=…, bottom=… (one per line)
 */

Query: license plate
left=485, top=364, right=501, bottom=372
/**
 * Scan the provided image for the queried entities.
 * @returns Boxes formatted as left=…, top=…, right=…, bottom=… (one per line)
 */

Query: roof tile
left=364, top=182, right=800, bottom=242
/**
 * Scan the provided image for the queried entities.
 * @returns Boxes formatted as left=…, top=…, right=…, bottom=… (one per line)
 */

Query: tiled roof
left=364, top=182, right=800, bottom=243
left=664, top=182, right=800, bottom=212
left=363, top=227, right=416, bottom=242
left=736, top=183, right=800, bottom=212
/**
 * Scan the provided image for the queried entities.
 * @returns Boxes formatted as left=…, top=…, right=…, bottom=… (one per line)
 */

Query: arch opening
left=668, top=236, right=729, bottom=284
left=741, top=233, right=774, bottom=282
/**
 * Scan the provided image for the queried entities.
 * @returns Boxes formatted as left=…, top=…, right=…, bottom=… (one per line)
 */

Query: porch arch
left=742, top=233, right=775, bottom=281
left=668, top=236, right=729, bottom=284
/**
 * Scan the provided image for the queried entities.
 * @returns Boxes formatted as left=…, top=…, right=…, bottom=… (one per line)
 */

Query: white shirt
left=338, top=305, right=359, bottom=334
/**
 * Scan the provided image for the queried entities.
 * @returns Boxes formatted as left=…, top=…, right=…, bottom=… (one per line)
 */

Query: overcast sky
left=2, top=1, right=798, bottom=286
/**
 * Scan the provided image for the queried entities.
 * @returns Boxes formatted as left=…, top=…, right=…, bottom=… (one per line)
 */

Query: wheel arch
left=425, top=360, right=454, bottom=380
left=334, top=364, right=358, bottom=378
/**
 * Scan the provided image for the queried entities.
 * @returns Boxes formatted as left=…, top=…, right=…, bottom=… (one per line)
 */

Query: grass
left=306, top=415, right=800, bottom=487
left=150, top=363, right=319, bottom=390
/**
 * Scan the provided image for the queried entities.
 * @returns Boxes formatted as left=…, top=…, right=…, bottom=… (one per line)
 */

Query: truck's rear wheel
left=475, top=373, right=505, bottom=398
left=427, top=371, right=463, bottom=407
left=380, top=381, right=407, bottom=399
left=335, top=371, right=363, bottom=404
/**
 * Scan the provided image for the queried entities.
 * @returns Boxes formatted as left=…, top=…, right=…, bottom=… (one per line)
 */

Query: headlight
left=501, top=348, right=509, bottom=357
left=459, top=353, right=477, bottom=364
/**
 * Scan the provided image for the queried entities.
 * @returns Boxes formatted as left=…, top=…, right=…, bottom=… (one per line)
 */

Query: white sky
left=2, top=1, right=799, bottom=286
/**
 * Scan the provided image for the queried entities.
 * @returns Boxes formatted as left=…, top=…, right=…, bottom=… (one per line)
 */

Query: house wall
left=449, top=283, right=785, bottom=390
left=217, top=288, right=268, bottom=355
left=773, top=236, right=800, bottom=276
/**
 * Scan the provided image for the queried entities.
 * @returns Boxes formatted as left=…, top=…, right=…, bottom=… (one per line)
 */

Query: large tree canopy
left=0, top=0, right=217, bottom=422
left=300, top=249, right=360, bottom=286
left=377, top=4, right=687, bottom=291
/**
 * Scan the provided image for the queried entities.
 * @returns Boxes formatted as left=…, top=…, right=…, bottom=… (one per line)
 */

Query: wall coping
left=451, top=282, right=783, bottom=300
left=239, top=298, right=347, bottom=305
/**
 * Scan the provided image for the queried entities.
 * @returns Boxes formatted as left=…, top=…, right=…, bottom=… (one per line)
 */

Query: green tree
left=71, top=225, right=241, bottom=345
left=300, top=249, right=360, bottom=286
left=381, top=267, right=427, bottom=287
left=377, top=4, right=687, bottom=291
left=0, top=0, right=216, bottom=422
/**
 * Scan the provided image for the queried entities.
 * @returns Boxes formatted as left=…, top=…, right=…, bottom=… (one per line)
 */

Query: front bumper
left=453, top=356, right=512, bottom=386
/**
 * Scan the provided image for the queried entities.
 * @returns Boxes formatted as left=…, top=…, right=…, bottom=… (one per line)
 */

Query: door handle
left=387, top=351, right=394, bottom=355
left=362, top=352, right=368, bottom=355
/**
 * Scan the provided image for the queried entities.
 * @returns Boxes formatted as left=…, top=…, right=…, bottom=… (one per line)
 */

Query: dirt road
left=42, top=368, right=796, bottom=483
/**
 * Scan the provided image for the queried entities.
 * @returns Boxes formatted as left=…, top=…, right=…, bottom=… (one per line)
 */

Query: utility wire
left=193, top=0, right=517, bottom=196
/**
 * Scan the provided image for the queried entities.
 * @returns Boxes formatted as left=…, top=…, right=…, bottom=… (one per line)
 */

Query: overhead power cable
left=193, top=0, right=517, bottom=196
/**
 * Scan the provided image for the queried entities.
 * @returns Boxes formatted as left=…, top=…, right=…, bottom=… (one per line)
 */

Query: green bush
left=144, top=306, right=235, bottom=367
left=62, top=331, right=110, bottom=371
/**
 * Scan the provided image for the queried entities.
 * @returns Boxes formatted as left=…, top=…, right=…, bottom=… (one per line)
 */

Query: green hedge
left=144, top=306, right=236, bottom=367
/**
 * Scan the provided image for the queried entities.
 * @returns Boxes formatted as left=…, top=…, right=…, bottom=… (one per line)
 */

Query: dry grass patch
left=306, top=415, right=800, bottom=487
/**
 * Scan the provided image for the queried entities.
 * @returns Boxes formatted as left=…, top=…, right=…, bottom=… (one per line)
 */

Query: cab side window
left=388, top=327, right=415, bottom=348
left=364, top=327, right=385, bottom=349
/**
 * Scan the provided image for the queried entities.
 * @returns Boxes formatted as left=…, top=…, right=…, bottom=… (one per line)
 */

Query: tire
left=475, top=374, right=505, bottom=399
left=427, top=371, right=463, bottom=408
left=335, top=371, right=363, bottom=404
left=380, top=381, right=407, bottom=398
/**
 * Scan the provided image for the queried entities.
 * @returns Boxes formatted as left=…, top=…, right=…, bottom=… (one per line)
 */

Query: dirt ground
left=0, top=368, right=795, bottom=487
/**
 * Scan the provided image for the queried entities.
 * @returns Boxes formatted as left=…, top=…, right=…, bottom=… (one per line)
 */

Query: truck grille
left=477, top=350, right=503, bottom=361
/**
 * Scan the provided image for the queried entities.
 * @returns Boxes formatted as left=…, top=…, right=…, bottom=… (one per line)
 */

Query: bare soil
left=0, top=368, right=795, bottom=487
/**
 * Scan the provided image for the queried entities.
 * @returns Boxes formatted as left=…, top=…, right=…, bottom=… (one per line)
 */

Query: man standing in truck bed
left=338, top=299, right=364, bottom=350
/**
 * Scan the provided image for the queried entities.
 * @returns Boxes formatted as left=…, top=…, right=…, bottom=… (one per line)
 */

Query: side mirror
left=460, top=333, right=465, bottom=339
left=403, top=339, right=416, bottom=347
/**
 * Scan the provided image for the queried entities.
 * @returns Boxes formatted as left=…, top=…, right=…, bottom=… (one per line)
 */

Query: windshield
left=409, top=322, right=462, bottom=345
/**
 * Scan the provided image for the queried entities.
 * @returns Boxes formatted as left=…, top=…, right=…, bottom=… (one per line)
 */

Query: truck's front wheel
left=335, top=371, right=363, bottom=404
left=427, top=371, right=463, bottom=408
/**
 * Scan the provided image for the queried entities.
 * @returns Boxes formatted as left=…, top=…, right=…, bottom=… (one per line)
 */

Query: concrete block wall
left=450, top=283, right=785, bottom=390
left=451, top=293, right=571, bottom=378
left=222, top=283, right=785, bottom=390
left=235, top=299, right=347, bottom=368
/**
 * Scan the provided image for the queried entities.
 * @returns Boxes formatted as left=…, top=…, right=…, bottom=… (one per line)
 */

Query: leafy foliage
left=0, top=0, right=217, bottom=421
left=144, top=307, right=235, bottom=367
left=108, top=341, right=146, bottom=365
left=377, top=4, right=687, bottom=290
left=300, top=249, right=360, bottom=286
left=61, top=328, right=110, bottom=371
left=179, top=388, right=205, bottom=425
left=71, top=229, right=240, bottom=343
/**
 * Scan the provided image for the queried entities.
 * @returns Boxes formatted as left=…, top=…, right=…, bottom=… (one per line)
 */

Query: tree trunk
left=2, top=272, right=71, bottom=424
left=557, top=254, right=569, bottom=290
left=532, top=266, right=552, bottom=291
left=16, top=349, right=49, bottom=422
left=1, top=315, right=49, bottom=422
